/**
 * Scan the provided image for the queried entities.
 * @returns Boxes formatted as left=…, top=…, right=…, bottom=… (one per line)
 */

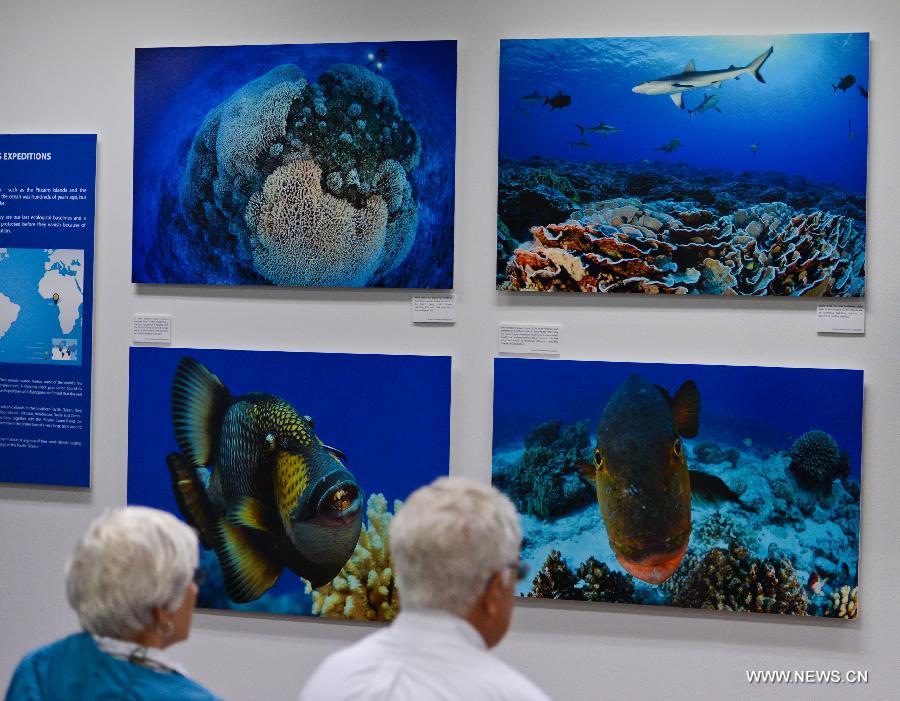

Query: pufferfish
left=166, top=357, right=363, bottom=603
left=579, top=375, right=739, bottom=585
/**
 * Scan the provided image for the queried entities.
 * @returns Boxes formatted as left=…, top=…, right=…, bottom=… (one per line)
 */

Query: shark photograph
left=498, top=33, right=868, bottom=297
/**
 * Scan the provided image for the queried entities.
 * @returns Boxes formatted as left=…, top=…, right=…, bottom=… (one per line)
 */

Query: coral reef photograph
left=492, top=358, right=863, bottom=618
left=126, top=347, right=451, bottom=618
left=498, top=34, right=868, bottom=296
left=133, top=41, right=456, bottom=288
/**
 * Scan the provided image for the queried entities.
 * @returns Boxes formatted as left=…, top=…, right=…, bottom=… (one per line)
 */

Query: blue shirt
left=4, top=632, right=220, bottom=701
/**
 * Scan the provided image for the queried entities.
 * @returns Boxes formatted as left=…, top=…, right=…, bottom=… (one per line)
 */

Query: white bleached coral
left=308, top=493, right=401, bottom=621
left=245, top=158, right=388, bottom=286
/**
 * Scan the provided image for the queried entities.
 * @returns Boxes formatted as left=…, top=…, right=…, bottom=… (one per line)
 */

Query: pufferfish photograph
left=126, top=347, right=452, bottom=618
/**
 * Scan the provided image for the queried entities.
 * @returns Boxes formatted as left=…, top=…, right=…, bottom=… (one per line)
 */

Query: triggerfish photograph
left=498, top=34, right=868, bottom=296
left=492, top=358, right=863, bottom=618
left=127, top=347, right=451, bottom=620
left=133, top=40, right=456, bottom=288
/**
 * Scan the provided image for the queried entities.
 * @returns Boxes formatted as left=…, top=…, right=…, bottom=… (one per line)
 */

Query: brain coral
left=309, top=493, right=400, bottom=621
left=789, top=430, right=850, bottom=489
left=501, top=199, right=864, bottom=297
left=672, top=543, right=808, bottom=615
left=179, top=63, right=420, bottom=286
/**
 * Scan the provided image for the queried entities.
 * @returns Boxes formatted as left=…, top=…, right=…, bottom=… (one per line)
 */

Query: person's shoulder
left=474, top=649, right=553, bottom=701
left=299, top=628, right=392, bottom=701
left=144, top=673, right=222, bottom=701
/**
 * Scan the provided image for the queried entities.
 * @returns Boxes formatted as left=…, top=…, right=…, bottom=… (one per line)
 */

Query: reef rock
left=493, top=420, right=594, bottom=520
left=528, top=549, right=581, bottom=600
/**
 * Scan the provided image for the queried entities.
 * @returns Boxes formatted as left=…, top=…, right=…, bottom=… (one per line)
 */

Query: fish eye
left=673, top=437, right=684, bottom=458
left=593, top=448, right=605, bottom=472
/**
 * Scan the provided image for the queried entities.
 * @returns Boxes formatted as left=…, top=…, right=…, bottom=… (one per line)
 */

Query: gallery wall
left=1, top=0, right=899, bottom=698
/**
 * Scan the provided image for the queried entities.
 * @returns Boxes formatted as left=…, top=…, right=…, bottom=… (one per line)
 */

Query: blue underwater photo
left=133, top=41, right=456, bottom=288
left=127, top=347, right=451, bottom=620
left=492, top=358, right=863, bottom=618
left=498, top=34, right=868, bottom=296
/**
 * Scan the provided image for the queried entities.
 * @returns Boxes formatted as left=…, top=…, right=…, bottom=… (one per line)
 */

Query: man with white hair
left=299, top=476, right=552, bottom=701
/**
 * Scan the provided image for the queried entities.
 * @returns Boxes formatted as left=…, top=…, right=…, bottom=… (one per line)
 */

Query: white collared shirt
left=298, top=609, right=552, bottom=701
left=92, top=635, right=188, bottom=676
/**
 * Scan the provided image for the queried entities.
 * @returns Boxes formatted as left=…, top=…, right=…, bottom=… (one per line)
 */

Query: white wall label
left=816, top=304, right=865, bottom=334
left=498, top=323, right=561, bottom=354
left=412, top=295, right=456, bottom=323
left=133, top=314, right=172, bottom=343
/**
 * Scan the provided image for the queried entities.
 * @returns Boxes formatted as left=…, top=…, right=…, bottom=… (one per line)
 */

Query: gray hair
left=390, top=477, right=522, bottom=616
left=65, top=506, right=199, bottom=640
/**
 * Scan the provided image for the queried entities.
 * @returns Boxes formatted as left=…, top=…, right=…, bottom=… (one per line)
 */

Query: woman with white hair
left=299, top=476, right=553, bottom=701
left=4, top=506, right=220, bottom=700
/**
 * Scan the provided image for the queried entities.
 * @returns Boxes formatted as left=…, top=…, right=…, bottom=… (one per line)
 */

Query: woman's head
left=65, top=507, right=199, bottom=646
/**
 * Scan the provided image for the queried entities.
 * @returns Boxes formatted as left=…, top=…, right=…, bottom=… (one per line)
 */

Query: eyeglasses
left=510, top=560, right=530, bottom=582
left=192, top=567, right=206, bottom=587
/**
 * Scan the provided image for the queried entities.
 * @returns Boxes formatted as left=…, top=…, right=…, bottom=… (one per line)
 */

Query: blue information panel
left=0, top=134, right=96, bottom=486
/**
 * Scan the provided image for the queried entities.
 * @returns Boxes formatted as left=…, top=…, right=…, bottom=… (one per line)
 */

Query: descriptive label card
left=498, top=323, right=561, bottom=355
left=816, top=304, right=865, bottom=334
left=133, top=314, right=172, bottom=343
left=412, top=295, right=456, bottom=324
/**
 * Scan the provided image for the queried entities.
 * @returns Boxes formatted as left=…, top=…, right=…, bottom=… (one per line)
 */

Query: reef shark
left=633, top=46, right=774, bottom=110
left=577, top=122, right=620, bottom=137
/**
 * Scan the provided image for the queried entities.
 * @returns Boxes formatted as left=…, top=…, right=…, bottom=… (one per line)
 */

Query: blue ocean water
left=127, top=347, right=451, bottom=607
left=133, top=40, right=456, bottom=288
left=492, top=358, right=863, bottom=480
left=500, top=34, right=868, bottom=193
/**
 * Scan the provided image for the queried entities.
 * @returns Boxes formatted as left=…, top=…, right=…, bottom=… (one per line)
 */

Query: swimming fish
left=654, top=138, right=682, bottom=154
left=832, top=74, right=856, bottom=93
left=520, top=90, right=547, bottom=102
left=567, top=139, right=591, bottom=149
left=544, top=90, right=572, bottom=110
left=579, top=375, right=739, bottom=585
left=858, top=85, right=868, bottom=99
left=808, top=571, right=828, bottom=596
left=166, top=357, right=364, bottom=602
left=750, top=142, right=760, bottom=155
left=577, top=122, right=620, bottom=137
left=633, top=47, right=773, bottom=109
left=687, top=92, right=721, bottom=118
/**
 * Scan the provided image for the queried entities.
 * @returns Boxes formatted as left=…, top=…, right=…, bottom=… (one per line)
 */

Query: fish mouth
left=293, top=470, right=363, bottom=527
left=614, top=540, right=689, bottom=585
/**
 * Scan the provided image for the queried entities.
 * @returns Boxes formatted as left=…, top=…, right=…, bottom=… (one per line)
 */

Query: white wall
left=2, top=0, right=899, bottom=699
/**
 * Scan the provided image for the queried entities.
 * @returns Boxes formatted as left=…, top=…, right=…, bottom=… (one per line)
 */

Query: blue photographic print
left=492, top=358, right=863, bottom=618
left=128, top=347, right=451, bottom=620
left=498, top=34, right=868, bottom=296
left=133, top=41, right=456, bottom=288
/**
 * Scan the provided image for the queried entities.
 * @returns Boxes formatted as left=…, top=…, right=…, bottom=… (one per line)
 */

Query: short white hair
left=65, top=506, right=199, bottom=640
left=390, top=477, right=522, bottom=616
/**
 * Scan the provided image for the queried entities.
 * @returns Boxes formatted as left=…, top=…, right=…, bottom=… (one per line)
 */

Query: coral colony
left=500, top=194, right=864, bottom=296
left=181, top=64, right=420, bottom=286
left=309, top=493, right=401, bottom=621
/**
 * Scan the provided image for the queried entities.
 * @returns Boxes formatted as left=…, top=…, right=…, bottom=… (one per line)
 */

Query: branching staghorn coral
left=308, top=493, right=401, bottom=621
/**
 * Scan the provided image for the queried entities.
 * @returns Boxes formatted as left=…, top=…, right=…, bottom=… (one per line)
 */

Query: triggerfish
left=579, top=375, right=739, bottom=585
left=166, top=358, right=364, bottom=602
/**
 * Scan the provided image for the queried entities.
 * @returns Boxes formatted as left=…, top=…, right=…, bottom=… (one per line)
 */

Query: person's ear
left=482, top=572, right=505, bottom=616
left=153, top=607, right=175, bottom=640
